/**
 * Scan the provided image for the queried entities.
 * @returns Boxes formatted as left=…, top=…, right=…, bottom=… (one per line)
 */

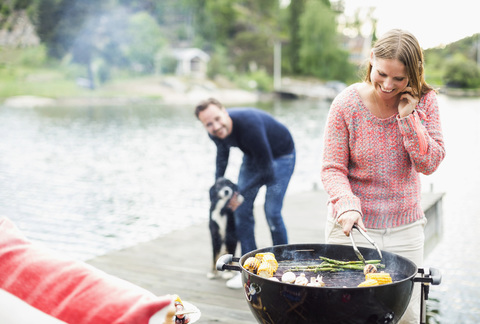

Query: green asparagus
left=287, top=256, right=385, bottom=273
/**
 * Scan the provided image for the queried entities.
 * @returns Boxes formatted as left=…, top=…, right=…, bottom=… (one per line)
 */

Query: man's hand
left=227, top=192, right=244, bottom=211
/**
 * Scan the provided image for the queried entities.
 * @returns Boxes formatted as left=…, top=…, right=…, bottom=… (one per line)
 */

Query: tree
left=229, top=30, right=273, bottom=73
left=298, top=0, right=355, bottom=81
left=188, top=0, right=279, bottom=77
left=34, top=0, right=106, bottom=59
left=126, top=12, right=165, bottom=73
left=443, top=53, right=480, bottom=88
left=287, top=0, right=306, bottom=74
left=226, top=0, right=279, bottom=74
left=191, top=0, right=237, bottom=51
left=425, top=33, right=480, bottom=87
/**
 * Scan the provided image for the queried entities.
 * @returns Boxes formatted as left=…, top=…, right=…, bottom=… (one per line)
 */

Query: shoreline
left=0, top=76, right=343, bottom=108
left=1, top=91, right=263, bottom=108
left=1, top=76, right=264, bottom=108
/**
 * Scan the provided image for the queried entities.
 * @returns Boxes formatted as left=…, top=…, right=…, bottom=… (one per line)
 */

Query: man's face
left=198, top=104, right=232, bottom=139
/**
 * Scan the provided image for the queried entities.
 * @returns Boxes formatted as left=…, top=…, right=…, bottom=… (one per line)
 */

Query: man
left=195, top=98, right=295, bottom=289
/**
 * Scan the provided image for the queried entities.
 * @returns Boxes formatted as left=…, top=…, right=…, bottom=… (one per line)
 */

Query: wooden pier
left=86, top=190, right=443, bottom=324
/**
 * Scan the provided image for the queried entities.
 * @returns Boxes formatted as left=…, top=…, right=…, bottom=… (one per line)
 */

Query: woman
left=321, top=29, right=445, bottom=324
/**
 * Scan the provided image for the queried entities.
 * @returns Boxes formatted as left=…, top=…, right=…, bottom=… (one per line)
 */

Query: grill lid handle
left=216, top=254, right=242, bottom=272
left=414, top=267, right=442, bottom=285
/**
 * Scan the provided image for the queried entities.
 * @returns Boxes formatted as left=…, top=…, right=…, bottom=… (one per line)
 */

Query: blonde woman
left=321, top=29, right=446, bottom=324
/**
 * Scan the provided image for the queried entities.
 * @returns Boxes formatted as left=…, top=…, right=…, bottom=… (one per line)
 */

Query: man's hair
left=194, top=98, right=223, bottom=118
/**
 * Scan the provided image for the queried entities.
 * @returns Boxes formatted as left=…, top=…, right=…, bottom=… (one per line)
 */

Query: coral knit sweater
left=321, top=84, right=446, bottom=228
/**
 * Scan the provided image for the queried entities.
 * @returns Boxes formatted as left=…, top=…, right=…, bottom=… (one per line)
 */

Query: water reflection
left=422, top=95, right=480, bottom=323
left=0, top=104, right=212, bottom=258
left=0, top=100, right=329, bottom=260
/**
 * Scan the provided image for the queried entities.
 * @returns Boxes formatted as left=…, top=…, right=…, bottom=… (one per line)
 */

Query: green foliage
left=192, top=0, right=238, bottom=48
left=4, top=0, right=357, bottom=86
left=231, top=69, right=273, bottom=92
left=298, top=0, right=356, bottom=82
left=425, top=34, right=480, bottom=89
left=229, top=31, right=273, bottom=74
left=246, top=70, right=273, bottom=92
left=286, top=0, right=305, bottom=74
left=126, top=12, right=165, bottom=73
left=206, top=45, right=233, bottom=79
left=1, top=4, right=12, bottom=18
left=0, top=0, right=34, bottom=19
left=443, top=54, right=480, bottom=88
left=18, top=44, right=48, bottom=67
left=13, top=0, right=34, bottom=10
left=157, top=54, right=178, bottom=75
left=11, top=0, right=479, bottom=95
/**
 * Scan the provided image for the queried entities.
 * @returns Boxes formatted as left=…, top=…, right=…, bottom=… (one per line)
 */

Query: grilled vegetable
left=255, top=252, right=275, bottom=260
left=288, top=258, right=384, bottom=273
left=365, top=272, right=392, bottom=285
left=294, top=273, right=309, bottom=286
left=363, top=264, right=377, bottom=275
left=249, top=252, right=279, bottom=278
left=281, top=271, right=296, bottom=283
left=257, top=261, right=276, bottom=278
left=357, top=279, right=380, bottom=287
left=260, top=253, right=279, bottom=272
left=243, top=257, right=261, bottom=272
left=307, top=275, right=325, bottom=287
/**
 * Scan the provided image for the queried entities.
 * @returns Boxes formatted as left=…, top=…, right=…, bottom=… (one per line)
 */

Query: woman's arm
left=321, top=96, right=362, bottom=221
left=397, top=91, right=446, bottom=175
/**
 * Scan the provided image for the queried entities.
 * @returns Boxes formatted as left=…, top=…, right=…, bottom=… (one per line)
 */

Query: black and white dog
left=207, top=177, right=244, bottom=279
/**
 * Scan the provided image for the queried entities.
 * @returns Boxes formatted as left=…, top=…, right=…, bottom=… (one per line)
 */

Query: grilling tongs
left=349, top=224, right=383, bottom=264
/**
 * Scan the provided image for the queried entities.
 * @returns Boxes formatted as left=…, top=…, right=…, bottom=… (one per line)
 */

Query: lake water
left=1, top=95, right=479, bottom=323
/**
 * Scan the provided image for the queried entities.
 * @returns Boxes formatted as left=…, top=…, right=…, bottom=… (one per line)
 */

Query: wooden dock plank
left=86, top=190, right=442, bottom=324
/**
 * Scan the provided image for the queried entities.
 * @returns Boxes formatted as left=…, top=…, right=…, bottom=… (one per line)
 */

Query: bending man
left=195, top=98, right=295, bottom=288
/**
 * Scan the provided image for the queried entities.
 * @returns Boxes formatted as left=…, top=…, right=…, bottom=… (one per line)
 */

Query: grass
left=0, top=69, right=83, bottom=98
left=0, top=46, right=160, bottom=100
left=0, top=46, right=87, bottom=99
left=0, top=64, right=166, bottom=100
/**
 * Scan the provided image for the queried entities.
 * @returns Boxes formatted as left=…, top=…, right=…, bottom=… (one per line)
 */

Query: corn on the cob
left=255, top=252, right=275, bottom=260
left=243, top=257, right=261, bottom=273
left=257, top=261, right=276, bottom=278
left=365, top=272, right=392, bottom=285
left=358, top=279, right=380, bottom=287
left=260, top=253, right=279, bottom=272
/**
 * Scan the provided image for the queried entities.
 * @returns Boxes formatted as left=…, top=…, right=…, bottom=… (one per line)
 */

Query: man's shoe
left=226, top=273, right=243, bottom=289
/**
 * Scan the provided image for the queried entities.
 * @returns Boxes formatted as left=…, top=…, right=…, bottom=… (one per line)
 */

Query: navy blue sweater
left=210, top=108, right=294, bottom=193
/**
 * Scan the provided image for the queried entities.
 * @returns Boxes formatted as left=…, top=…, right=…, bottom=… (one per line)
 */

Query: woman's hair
left=194, top=97, right=223, bottom=118
left=364, top=29, right=434, bottom=96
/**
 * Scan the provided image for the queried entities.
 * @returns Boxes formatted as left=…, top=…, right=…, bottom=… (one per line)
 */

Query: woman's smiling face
left=370, top=57, right=409, bottom=100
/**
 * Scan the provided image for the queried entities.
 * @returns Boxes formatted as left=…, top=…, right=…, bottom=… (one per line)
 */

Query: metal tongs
left=349, top=224, right=383, bottom=264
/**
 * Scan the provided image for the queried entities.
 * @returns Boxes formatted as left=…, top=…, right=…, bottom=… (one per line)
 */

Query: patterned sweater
left=321, top=84, right=445, bottom=228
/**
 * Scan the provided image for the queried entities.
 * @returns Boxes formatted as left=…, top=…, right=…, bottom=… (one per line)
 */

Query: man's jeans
left=236, top=150, right=296, bottom=255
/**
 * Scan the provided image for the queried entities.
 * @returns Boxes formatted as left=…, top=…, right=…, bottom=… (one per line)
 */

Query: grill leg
left=419, top=282, right=430, bottom=324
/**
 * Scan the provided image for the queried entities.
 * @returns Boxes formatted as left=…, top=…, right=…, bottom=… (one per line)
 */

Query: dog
left=207, top=177, right=244, bottom=279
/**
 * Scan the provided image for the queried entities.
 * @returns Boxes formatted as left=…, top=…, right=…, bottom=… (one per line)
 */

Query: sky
left=340, top=0, right=480, bottom=49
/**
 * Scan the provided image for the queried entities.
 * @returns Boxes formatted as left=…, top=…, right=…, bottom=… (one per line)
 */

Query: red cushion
left=0, top=217, right=171, bottom=324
